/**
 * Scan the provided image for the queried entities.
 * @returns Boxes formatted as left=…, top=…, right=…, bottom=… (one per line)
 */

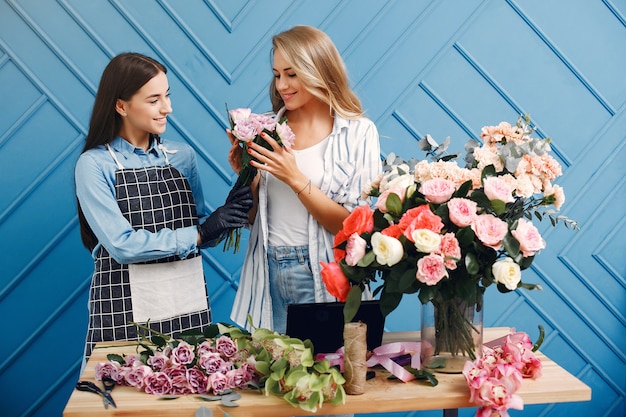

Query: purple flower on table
left=147, top=351, right=169, bottom=371
left=196, top=340, right=215, bottom=357
left=215, top=335, right=237, bottom=358
left=124, top=365, right=153, bottom=389
left=94, top=361, right=121, bottom=383
left=144, top=372, right=172, bottom=395
left=208, top=372, right=228, bottom=395
left=226, top=368, right=248, bottom=389
left=171, top=341, right=195, bottom=365
left=198, top=351, right=227, bottom=374
left=187, top=367, right=209, bottom=394
left=170, top=373, right=194, bottom=395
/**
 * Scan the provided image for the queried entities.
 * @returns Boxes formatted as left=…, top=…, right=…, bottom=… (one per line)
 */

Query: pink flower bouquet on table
left=94, top=322, right=346, bottom=412
left=223, top=107, right=296, bottom=253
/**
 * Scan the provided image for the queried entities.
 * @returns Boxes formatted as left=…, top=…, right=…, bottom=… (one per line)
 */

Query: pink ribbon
left=365, top=342, right=422, bottom=382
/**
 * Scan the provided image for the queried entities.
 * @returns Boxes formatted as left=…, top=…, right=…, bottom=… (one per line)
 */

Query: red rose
left=333, top=205, right=374, bottom=262
left=320, top=262, right=351, bottom=302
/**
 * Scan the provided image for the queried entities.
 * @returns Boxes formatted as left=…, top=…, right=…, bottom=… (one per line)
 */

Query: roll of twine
left=343, top=321, right=368, bottom=395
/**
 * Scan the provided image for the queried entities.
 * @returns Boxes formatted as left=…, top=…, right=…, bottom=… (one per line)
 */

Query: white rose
left=412, top=229, right=442, bottom=253
left=492, top=257, right=521, bottom=290
left=382, top=173, right=415, bottom=192
left=371, top=232, right=404, bottom=266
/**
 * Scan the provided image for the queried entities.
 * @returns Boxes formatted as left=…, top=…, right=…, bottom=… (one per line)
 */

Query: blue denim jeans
left=267, top=245, right=315, bottom=334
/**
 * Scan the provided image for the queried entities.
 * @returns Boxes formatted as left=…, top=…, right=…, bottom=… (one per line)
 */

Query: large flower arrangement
left=222, top=107, right=296, bottom=253
left=321, top=115, right=577, bottom=358
left=94, top=322, right=345, bottom=412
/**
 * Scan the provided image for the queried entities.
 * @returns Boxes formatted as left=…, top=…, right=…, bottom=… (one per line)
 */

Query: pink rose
left=483, top=176, right=514, bottom=203
left=144, top=372, right=172, bottom=395
left=95, top=361, right=121, bottom=383
left=215, top=336, right=237, bottom=358
left=226, top=368, right=248, bottom=389
left=199, top=351, right=227, bottom=374
left=416, top=253, right=448, bottom=285
left=232, top=119, right=259, bottom=142
left=375, top=186, right=406, bottom=213
left=251, top=113, right=276, bottom=132
left=208, top=372, right=229, bottom=395
left=345, top=232, right=367, bottom=266
left=147, top=352, right=169, bottom=371
left=229, top=107, right=252, bottom=125
left=124, top=365, right=152, bottom=388
left=447, top=198, right=478, bottom=227
left=171, top=342, right=195, bottom=365
left=187, top=367, right=209, bottom=393
left=196, top=341, right=215, bottom=357
left=511, top=218, right=545, bottom=257
left=438, top=232, right=461, bottom=270
left=275, top=121, right=295, bottom=148
left=471, top=214, right=508, bottom=250
left=170, top=373, right=193, bottom=395
left=419, top=178, right=456, bottom=204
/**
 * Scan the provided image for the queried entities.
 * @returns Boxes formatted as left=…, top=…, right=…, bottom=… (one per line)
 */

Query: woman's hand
left=247, top=132, right=305, bottom=190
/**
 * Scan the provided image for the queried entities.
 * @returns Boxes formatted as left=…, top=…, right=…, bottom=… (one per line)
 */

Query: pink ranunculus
left=208, top=372, right=229, bottom=395
left=124, top=365, right=153, bottom=389
left=345, top=232, right=367, bottom=266
left=511, top=218, right=545, bottom=257
left=275, top=121, right=295, bottom=148
left=171, top=341, right=195, bottom=365
left=144, top=371, right=172, bottom=395
left=438, top=232, right=461, bottom=270
left=416, top=253, right=448, bottom=285
left=187, top=367, right=209, bottom=394
left=232, top=119, right=259, bottom=142
left=320, top=261, right=351, bottom=302
left=199, top=351, right=227, bottom=374
left=229, top=107, right=252, bottom=125
left=215, top=336, right=237, bottom=358
left=483, top=176, right=515, bottom=203
left=95, top=361, right=121, bottom=383
left=419, top=178, right=456, bottom=204
left=447, top=197, right=478, bottom=227
left=471, top=214, right=508, bottom=250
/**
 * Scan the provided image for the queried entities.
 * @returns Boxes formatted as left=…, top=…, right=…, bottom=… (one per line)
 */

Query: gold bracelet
left=296, top=179, right=311, bottom=196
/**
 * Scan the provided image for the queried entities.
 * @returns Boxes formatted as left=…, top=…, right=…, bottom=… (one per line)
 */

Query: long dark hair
left=78, top=52, right=167, bottom=251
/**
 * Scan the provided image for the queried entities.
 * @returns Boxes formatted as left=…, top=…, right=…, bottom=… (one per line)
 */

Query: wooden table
left=63, top=328, right=591, bottom=416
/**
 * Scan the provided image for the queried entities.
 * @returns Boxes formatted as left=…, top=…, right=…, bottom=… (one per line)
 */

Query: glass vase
left=420, top=293, right=483, bottom=373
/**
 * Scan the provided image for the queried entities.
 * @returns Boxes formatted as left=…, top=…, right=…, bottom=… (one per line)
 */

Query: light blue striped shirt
left=75, top=136, right=211, bottom=264
left=230, top=111, right=382, bottom=329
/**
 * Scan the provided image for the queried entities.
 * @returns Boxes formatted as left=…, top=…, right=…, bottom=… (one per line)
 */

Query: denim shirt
left=75, top=136, right=210, bottom=264
left=231, top=110, right=382, bottom=330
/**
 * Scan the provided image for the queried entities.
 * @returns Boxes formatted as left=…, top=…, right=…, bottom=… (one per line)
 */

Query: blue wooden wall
left=0, top=1, right=624, bottom=416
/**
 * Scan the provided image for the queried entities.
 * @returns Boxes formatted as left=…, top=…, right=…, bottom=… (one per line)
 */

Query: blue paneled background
left=0, top=1, right=624, bottom=416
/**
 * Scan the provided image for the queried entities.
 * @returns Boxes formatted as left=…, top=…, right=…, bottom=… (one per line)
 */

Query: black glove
left=198, top=185, right=253, bottom=244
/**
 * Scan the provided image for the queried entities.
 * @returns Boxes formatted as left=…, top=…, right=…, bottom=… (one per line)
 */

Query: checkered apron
left=84, top=144, right=211, bottom=358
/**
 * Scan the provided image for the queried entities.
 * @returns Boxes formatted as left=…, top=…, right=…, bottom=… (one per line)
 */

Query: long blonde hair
left=270, top=25, right=363, bottom=119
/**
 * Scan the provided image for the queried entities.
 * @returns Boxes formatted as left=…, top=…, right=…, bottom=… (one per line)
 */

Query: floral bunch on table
left=463, top=328, right=544, bottom=417
left=321, top=115, right=577, bottom=358
left=94, top=322, right=345, bottom=412
left=222, top=107, right=296, bottom=253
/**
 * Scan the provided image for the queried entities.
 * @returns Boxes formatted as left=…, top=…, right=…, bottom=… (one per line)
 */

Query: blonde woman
left=229, top=25, right=381, bottom=335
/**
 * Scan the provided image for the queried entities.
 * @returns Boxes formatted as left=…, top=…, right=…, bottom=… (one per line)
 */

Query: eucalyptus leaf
left=220, top=399, right=240, bottom=407
left=195, top=405, right=213, bottom=417
left=158, top=395, right=180, bottom=400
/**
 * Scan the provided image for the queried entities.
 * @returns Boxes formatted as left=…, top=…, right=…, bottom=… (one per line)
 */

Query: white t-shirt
left=267, top=137, right=329, bottom=246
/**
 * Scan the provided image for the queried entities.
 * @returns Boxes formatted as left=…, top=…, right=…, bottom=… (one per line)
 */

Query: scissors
left=76, top=377, right=117, bottom=409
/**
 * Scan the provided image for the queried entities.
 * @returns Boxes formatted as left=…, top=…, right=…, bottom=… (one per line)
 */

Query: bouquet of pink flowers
left=321, top=114, right=577, bottom=368
left=222, top=107, right=296, bottom=253
left=94, top=322, right=345, bottom=412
